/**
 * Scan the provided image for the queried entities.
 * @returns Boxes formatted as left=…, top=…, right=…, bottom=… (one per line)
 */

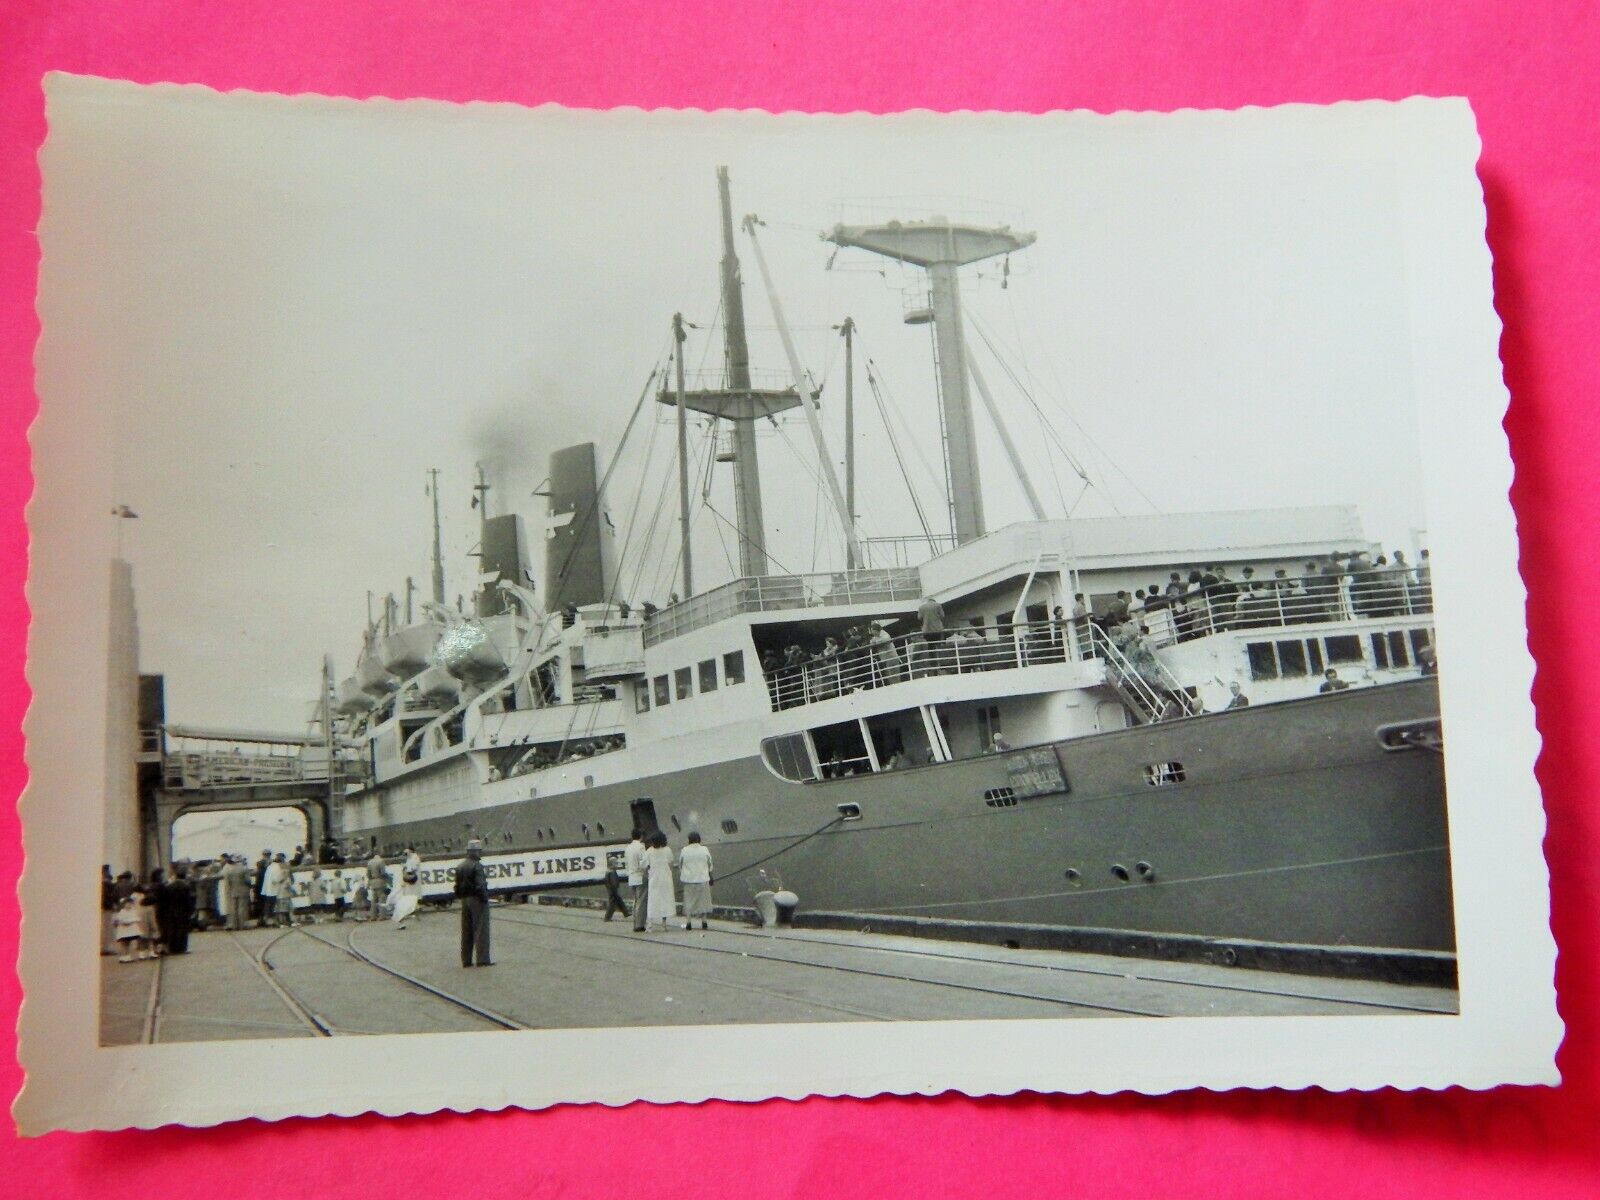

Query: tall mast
left=718, top=167, right=769, bottom=578
left=672, top=312, right=695, bottom=597
left=427, top=468, right=445, bottom=605
left=838, top=316, right=857, bottom=568
left=827, top=218, right=1035, bottom=545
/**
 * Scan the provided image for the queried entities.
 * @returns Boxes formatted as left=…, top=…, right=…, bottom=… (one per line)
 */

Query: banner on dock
left=287, top=844, right=625, bottom=907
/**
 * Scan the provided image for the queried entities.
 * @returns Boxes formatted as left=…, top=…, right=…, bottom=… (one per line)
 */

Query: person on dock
left=112, top=893, right=149, bottom=963
left=260, top=853, right=289, bottom=927
left=625, top=829, right=648, bottom=932
left=366, top=848, right=390, bottom=914
left=678, top=832, right=714, bottom=931
left=391, top=856, right=422, bottom=929
left=100, top=865, right=116, bottom=956
left=601, top=855, right=631, bottom=923
left=252, top=851, right=271, bottom=924
left=221, top=854, right=251, bottom=931
left=159, top=864, right=196, bottom=955
left=453, top=840, right=493, bottom=967
left=138, top=878, right=161, bottom=953
left=642, top=831, right=678, bottom=933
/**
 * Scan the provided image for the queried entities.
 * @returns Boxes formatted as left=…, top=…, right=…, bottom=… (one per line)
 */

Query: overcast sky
left=43, top=80, right=1430, bottom=730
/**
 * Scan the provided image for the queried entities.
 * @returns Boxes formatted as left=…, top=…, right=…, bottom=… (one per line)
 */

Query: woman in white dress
left=391, top=846, right=423, bottom=928
left=642, top=831, right=678, bottom=932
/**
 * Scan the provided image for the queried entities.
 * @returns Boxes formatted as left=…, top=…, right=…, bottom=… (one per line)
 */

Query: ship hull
left=345, top=678, right=1453, bottom=951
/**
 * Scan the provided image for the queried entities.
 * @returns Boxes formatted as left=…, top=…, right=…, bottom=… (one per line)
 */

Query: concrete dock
left=100, top=900, right=1459, bottom=1045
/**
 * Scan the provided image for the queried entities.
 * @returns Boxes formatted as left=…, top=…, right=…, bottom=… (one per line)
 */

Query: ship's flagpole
left=742, top=216, right=862, bottom=570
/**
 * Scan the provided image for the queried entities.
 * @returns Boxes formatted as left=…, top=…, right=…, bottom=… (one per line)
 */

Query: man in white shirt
left=259, top=854, right=289, bottom=927
left=677, top=832, right=715, bottom=931
left=624, top=830, right=648, bottom=933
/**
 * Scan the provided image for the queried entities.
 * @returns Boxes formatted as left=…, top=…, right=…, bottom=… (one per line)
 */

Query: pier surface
left=101, top=901, right=1459, bottom=1045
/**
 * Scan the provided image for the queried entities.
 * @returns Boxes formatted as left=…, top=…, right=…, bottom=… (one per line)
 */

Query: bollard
left=753, top=890, right=778, bottom=928
left=773, top=890, right=799, bottom=927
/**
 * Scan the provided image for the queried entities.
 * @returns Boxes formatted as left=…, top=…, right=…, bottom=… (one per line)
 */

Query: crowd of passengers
left=1077, top=548, right=1433, bottom=644
left=491, top=734, right=627, bottom=781
left=760, top=549, right=1433, bottom=708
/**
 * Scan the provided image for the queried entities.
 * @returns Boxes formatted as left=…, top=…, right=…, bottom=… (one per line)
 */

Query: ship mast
left=427, top=467, right=445, bottom=605
left=654, top=168, right=805, bottom=586
left=827, top=218, right=1035, bottom=545
left=718, top=167, right=767, bottom=579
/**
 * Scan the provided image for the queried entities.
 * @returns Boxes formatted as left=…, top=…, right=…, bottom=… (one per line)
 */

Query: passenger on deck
left=870, top=623, right=903, bottom=684
left=989, top=732, right=1011, bottom=753
left=1225, top=682, right=1251, bottom=709
left=1319, top=668, right=1352, bottom=693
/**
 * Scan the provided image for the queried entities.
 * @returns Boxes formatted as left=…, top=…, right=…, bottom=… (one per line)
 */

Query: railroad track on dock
left=497, top=907, right=1455, bottom=1018
left=235, top=925, right=527, bottom=1036
left=492, top=908, right=1176, bottom=1019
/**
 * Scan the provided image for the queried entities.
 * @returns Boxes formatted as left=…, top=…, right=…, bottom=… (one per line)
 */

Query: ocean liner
left=327, top=170, right=1452, bottom=954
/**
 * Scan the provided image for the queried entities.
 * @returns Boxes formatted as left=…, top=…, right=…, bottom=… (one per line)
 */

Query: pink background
left=3, top=1, right=1596, bottom=1193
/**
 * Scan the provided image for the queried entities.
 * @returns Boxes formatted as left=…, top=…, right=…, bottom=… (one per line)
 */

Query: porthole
left=983, top=786, right=1019, bottom=808
left=836, top=803, right=862, bottom=821
left=721, top=818, right=739, bottom=835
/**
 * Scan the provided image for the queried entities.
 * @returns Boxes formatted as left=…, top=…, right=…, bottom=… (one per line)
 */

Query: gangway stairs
left=1087, top=625, right=1194, bottom=724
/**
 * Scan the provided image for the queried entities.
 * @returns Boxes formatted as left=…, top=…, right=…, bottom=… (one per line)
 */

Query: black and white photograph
left=18, top=80, right=1556, bottom=1131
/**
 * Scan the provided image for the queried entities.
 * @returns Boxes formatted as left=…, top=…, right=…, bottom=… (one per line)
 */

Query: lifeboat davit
left=334, top=676, right=374, bottom=715
left=412, top=664, right=461, bottom=705
left=381, top=621, right=442, bottom=677
left=435, top=614, right=520, bottom=685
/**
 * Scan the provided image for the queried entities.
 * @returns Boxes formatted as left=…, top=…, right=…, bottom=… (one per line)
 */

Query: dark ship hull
left=350, top=677, right=1452, bottom=952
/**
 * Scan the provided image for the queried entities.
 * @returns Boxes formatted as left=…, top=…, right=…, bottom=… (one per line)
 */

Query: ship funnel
left=545, top=443, right=615, bottom=610
left=475, top=512, right=533, bottom=617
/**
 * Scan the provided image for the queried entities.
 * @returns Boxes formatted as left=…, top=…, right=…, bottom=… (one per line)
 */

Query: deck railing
left=764, top=622, right=1076, bottom=712
left=1133, top=569, right=1433, bottom=648
left=643, top=567, right=924, bottom=647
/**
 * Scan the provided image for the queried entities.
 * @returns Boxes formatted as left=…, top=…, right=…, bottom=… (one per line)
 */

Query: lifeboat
left=381, top=620, right=442, bottom=677
left=334, top=676, right=374, bottom=715
left=412, top=664, right=461, bottom=705
left=355, top=649, right=396, bottom=697
left=435, top=614, right=521, bottom=685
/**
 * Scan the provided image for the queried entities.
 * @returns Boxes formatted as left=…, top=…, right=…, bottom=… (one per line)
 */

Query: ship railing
left=1085, top=624, right=1193, bottom=722
left=764, top=621, right=1077, bottom=712
left=858, top=533, right=959, bottom=569
left=643, top=567, right=925, bottom=647
left=1132, top=569, right=1433, bottom=649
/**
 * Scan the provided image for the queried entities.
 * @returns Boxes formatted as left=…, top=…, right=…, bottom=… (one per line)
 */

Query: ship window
left=1145, top=762, right=1187, bottom=785
left=1325, top=634, right=1364, bottom=665
left=653, top=675, right=670, bottom=706
left=698, top=658, right=718, bottom=693
left=984, top=787, right=1019, bottom=808
left=1408, top=628, right=1433, bottom=659
left=1247, top=642, right=1278, bottom=681
left=721, top=819, right=739, bottom=835
left=635, top=684, right=650, bottom=714
left=760, top=733, right=818, bottom=783
left=723, top=650, right=745, bottom=686
left=1276, top=640, right=1309, bottom=678
left=1371, top=630, right=1411, bottom=669
left=675, top=667, right=692, bottom=700
left=1306, top=638, right=1325, bottom=675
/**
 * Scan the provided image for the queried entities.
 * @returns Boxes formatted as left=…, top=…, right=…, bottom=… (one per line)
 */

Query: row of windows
left=1247, top=629, right=1432, bottom=681
left=637, top=650, right=747, bottom=713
